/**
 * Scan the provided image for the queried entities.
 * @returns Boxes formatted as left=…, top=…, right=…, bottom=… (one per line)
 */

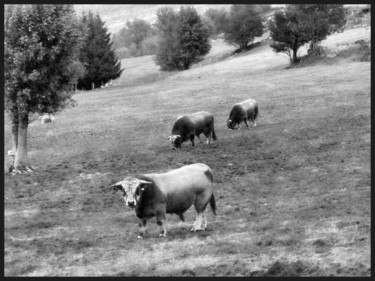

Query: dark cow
left=168, top=111, right=217, bottom=149
left=227, top=99, right=259, bottom=130
left=111, top=163, right=216, bottom=238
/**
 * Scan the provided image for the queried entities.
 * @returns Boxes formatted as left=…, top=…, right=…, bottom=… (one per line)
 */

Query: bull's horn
left=137, top=179, right=151, bottom=184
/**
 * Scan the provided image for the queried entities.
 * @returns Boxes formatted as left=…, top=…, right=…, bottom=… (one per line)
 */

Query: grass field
left=3, top=27, right=371, bottom=276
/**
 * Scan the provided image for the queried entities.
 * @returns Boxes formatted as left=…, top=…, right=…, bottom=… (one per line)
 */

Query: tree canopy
left=112, top=18, right=157, bottom=58
left=269, top=4, right=346, bottom=63
left=223, top=5, right=265, bottom=51
left=154, top=6, right=211, bottom=71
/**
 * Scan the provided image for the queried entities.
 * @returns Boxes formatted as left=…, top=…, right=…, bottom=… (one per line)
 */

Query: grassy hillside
left=4, top=27, right=370, bottom=276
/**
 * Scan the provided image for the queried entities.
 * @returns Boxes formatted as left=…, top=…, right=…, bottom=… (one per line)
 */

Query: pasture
left=3, top=27, right=371, bottom=276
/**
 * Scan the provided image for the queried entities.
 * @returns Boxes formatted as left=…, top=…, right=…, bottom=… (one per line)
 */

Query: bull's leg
left=191, top=212, right=204, bottom=232
left=249, top=115, right=256, bottom=127
left=156, top=213, right=167, bottom=237
left=190, top=135, right=195, bottom=147
left=244, top=119, right=249, bottom=127
left=138, top=219, right=147, bottom=239
left=204, top=132, right=211, bottom=145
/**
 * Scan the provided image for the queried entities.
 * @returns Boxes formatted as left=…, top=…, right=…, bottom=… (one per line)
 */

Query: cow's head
left=227, top=119, right=236, bottom=130
left=111, top=177, right=151, bottom=208
left=168, top=135, right=182, bottom=149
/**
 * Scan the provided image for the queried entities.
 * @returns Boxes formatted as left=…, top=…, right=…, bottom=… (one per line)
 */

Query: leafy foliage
left=269, top=4, right=346, bottom=63
left=4, top=4, right=83, bottom=115
left=223, top=5, right=265, bottom=51
left=112, top=18, right=158, bottom=58
left=203, top=7, right=228, bottom=37
left=77, top=11, right=123, bottom=90
left=154, top=6, right=211, bottom=71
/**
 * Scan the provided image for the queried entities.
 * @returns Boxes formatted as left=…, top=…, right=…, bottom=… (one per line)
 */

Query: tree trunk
left=7, top=108, right=19, bottom=173
left=12, top=112, right=33, bottom=174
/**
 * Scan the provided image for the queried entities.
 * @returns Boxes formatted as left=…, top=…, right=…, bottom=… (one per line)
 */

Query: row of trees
left=4, top=4, right=123, bottom=173
left=113, top=4, right=347, bottom=68
left=113, top=5, right=272, bottom=60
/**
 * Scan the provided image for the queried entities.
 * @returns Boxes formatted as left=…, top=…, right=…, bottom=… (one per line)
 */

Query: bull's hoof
left=137, top=235, right=144, bottom=239
left=159, top=233, right=166, bottom=237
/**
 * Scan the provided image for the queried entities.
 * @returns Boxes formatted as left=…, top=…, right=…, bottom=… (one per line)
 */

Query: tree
left=203, top=7, right=228, bottom=37
left=154, top=6, right=211, bottom=71
left=269, top=4, right=346, bottom=63
left=300, top=5, right=346, bottom=52
left=113, top=18, right=157, bottom=57
left=77, top=11, right=123, bottom=90
left=223, top=5, right=264, bottom=51
left=4, top=4, right=84, bottom=174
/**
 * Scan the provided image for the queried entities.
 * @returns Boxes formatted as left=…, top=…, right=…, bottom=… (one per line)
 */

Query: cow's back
left=239, top=99, right=257, bottom=113
left=146, top=163, right=213, bottom=195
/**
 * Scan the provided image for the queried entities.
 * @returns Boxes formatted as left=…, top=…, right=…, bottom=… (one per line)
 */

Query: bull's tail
left=254, top=104, right=259, bottom=120
left=210, top=194, right=216, bottom=216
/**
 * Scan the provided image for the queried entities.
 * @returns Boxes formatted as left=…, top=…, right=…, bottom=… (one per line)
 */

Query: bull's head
left=111, top=177, right=151, bottom=208
left=227, top=119, right=236, bottom=130
left=168, top=135, right=182, bottom=149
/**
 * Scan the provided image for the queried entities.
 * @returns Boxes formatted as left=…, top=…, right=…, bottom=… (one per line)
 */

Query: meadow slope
left=4, top=28, right=371, bottom=276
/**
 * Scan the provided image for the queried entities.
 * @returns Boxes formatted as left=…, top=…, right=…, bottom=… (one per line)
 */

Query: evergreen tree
left=78, top=11, right=123, bottom=90
left=4, top=4, right=84, bottom=174
left=223, top=5, right=264, bottom=51
left=154, top=6, right=211, bottom=71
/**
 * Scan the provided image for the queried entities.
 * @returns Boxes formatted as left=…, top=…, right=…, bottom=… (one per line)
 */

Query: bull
left=168, top=111, right=217, bottom=149
left=227, top=99, right=259, bottom=130
left=111, top=163, right=216, bottom=238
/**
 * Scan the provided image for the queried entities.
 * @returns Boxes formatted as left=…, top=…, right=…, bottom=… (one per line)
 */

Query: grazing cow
left=168, top=111, right=217, bottom=149
left=227, top=99, right=258, bottom=130
left=41, top=114, right=55, bottom=124
left=111, top=163, right=216, bottom=238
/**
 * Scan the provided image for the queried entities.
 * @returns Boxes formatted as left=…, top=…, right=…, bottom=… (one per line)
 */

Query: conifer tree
left=78, top=11, right=123, bottom=90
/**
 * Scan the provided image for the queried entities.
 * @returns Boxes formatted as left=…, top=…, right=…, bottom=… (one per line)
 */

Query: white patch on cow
left=191, top=212, right=205, bottom=231
left=169, top=135, right=180, bottom=144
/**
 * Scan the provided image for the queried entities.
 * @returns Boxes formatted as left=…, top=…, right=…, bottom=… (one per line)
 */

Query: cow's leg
left=244, top=119, right=249, bottom=127
left=190, top=135, right=195, bottom=147
left=204, top=132, right=211, bottom=145
left=252, top=117, right=257, bottom=127
left=191, top=212, right=204, bottom=232
left=156, top=212, right=167, bottom=237
left=138, top=219, right=147, bottom=239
